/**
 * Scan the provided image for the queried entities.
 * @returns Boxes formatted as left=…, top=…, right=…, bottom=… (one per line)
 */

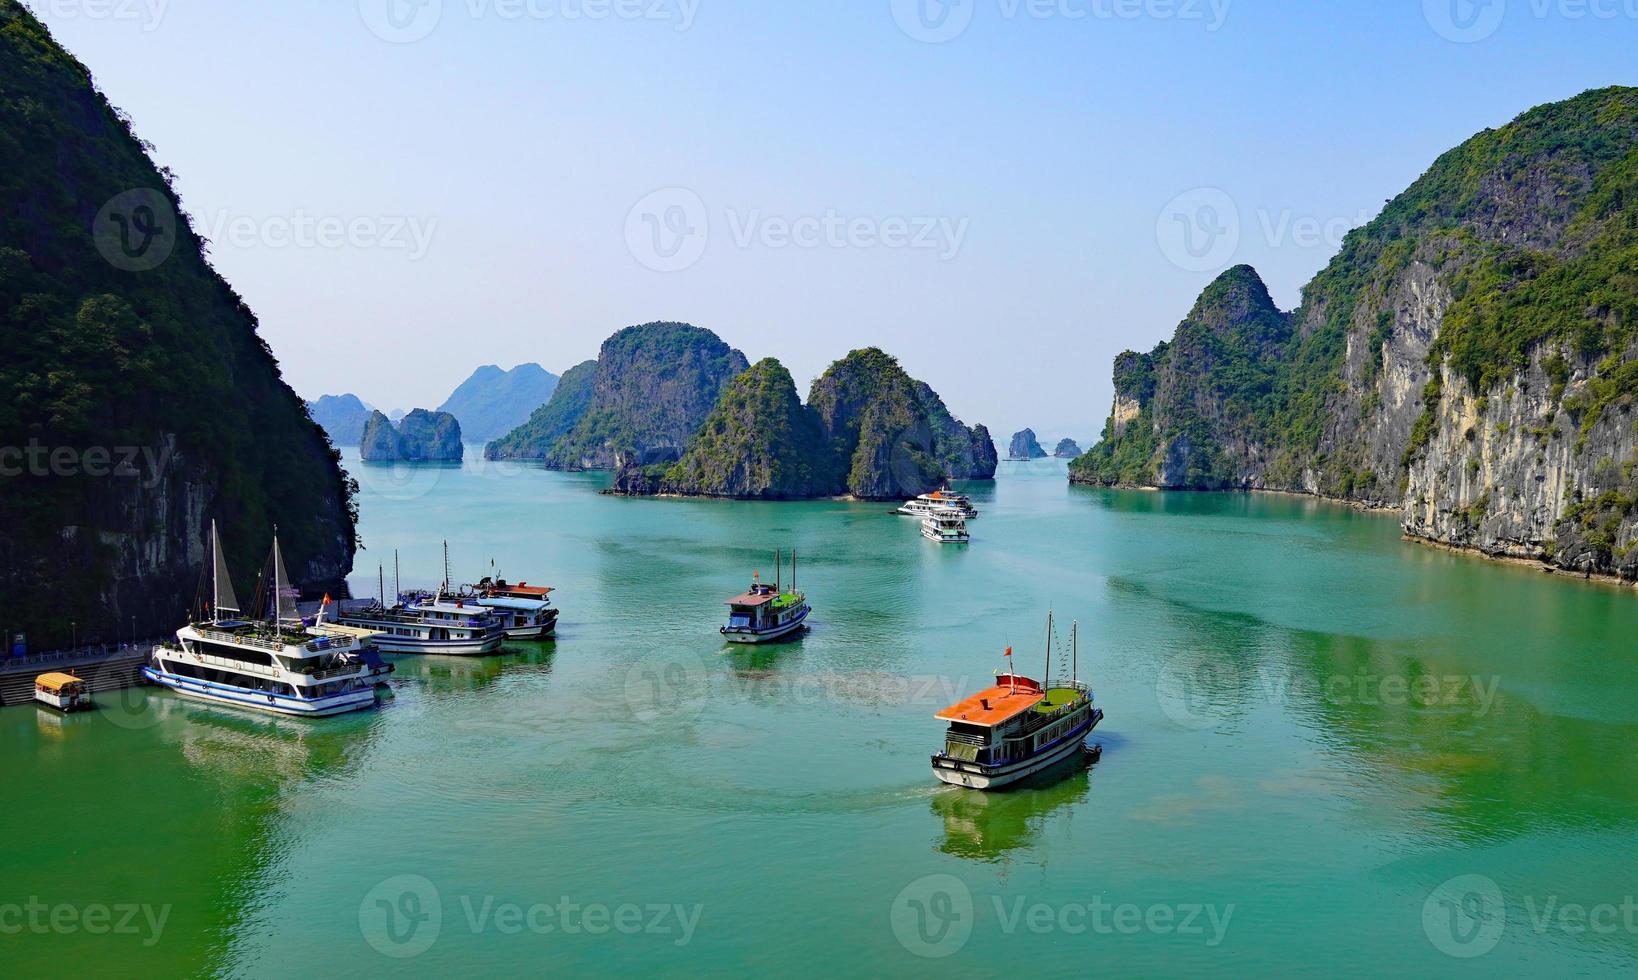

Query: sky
left=29, top=0, right=1638, bottom=443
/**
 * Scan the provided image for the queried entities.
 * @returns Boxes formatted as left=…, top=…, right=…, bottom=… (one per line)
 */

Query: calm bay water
left=7, top=452, right=1638, bottom=976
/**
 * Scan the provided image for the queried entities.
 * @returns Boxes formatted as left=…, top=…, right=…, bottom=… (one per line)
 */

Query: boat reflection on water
left=172, top=700, right=383, bottom=788
left=932, top=750, right=1098, bottom=862
left=385, top=643, right=557, bottom=697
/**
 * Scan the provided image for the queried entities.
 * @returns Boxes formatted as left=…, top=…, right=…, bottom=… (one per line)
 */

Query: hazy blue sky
left=32, top=0, right=1637, bottom=442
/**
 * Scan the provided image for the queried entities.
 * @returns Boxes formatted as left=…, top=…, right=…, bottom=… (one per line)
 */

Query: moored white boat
left=34, top=672, right=92, bottom=712
left=144, top=524, right=385, bottom=718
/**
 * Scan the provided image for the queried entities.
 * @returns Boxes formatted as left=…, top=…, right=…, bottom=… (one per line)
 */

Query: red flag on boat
left=322, top=594, right=331, bottom=605
left=1004, top=646, right=1012, bottom=658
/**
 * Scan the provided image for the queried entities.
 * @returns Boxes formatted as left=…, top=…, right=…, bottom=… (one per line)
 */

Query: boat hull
left=365, top=634, right=505, bottom=656
left=142, top=666, right=378, bottom=717
left=34, top=692, right=92, bottom=713
left=721, top=606, right=810, bottom=644
left=932, top=708, right=1103, bottom=790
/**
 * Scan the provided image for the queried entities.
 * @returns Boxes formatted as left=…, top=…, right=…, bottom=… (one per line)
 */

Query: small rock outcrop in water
left=1009, top=429, right=1048, bottom=459
left=485, top=359, right=598, bottom=461
left=1072, top=86, right=1638, bottom=581
left=612, top=349, right=997, bottom=500
left=436, top=363, right=559, bottom=443
left=1054, top=438, right=1083, bottom=459
left=360, top=410, right=464, bottom=462
left=0, top=4, right=355, bottom=649
left=307, top=394, right=373, bottom=446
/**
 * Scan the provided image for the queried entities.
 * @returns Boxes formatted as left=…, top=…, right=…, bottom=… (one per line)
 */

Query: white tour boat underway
left=896, top=488, right=979, bottom=519
left=144, top=524, right=386, bottom=718
left=931, top=615, right=1103, bottom=790
left=921, top=512, right=971, bottom=544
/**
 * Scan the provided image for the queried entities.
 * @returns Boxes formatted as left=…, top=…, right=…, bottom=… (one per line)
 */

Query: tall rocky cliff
left=613, top=348, right=996, bottom=500
left=520, top=323, right=748, bottom=470
left=1009, top=429, right=1048, bottom=460
left=0, top=4, right=357, bottom=648
left=1073, top=87, right=1638, bottom=580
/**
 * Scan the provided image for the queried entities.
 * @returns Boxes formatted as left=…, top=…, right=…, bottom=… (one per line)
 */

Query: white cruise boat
left=336, top=599, right=506, bottom=655
left=897, top=488, right=979, bottom=519
left=922, top=512, right=971, bottom=544
left=143, top=525, right=384, bottom=718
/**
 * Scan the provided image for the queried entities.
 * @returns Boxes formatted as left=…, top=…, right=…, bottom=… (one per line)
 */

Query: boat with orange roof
left=931, top=613, right=1102, bottom=789
left=897, top=486, right=979, bottom=519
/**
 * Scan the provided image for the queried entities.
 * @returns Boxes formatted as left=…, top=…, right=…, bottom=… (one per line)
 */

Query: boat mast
left=379, top=564, right=385, bottom=608
left=1044, top=609, right=1053, bottom=691
left=792, top=549, right=797, bottom=594
left=775, top=549, right=781, bottom=593
left=443, top=540, right=452, bottom=595
left=271, top=526, right=282, bottom=631
left=211, top=519, right=220, bottom=625
left=1072, top=620, right=1078, bottom=685
left=394, top=550, right=401, bottom=605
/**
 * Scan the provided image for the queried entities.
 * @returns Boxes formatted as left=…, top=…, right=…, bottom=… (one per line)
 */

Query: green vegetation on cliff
left=652, top=359, right=834, bottom=498
left=360, top=409, right=463, bottom=462
left=543, top=323, right=748, bottom=470
left=0, top=3, right=356, bottom=646
left=485, top=359, right=597, bottom=461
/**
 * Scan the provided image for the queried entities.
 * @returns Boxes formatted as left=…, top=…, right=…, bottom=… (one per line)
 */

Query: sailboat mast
left=271, top=526, right=282, bottom=629
left=394, top=550, right=401, bottom=605
left=1044, top=609, right=1053, bottom=691
left=211, top=519, right=220, bottom=625
left=379, top=565, right=385, bottom=607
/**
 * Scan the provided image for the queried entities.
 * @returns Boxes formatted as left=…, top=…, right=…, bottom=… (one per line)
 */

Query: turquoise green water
left=7, top=453, right=1638, bottom=976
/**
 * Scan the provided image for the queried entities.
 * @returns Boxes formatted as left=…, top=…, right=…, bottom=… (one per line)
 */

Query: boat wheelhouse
left=34, top=672, right=91, bottom=713
left=921, top=512, right=971, bottom=544
left=403, top=588, right=558, bottom=640
left=932, top=616, right=1102, bottom=790
left=336, top=599, right=506, bottom=656
left=144, top=525, right=385, bottom=718
left=721, top=550, right=810, bottom=644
